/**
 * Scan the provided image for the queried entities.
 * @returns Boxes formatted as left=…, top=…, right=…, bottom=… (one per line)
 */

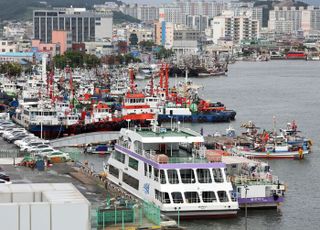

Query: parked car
left=8, top=133, right=30, bottom=143
left=0, top=178, right=12, bottom=184
left=0, top=173, right=10, bottom=182
left=27, top=144, right=53, bottom=153
left=21, top=142, right=48, bottom=151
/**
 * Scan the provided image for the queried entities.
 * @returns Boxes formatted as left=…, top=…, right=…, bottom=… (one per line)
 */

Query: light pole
left=127, top=119, right=131, bottom=129
left=175, top=207, right=181, bottom=227
left=245, top=185, right=249, bottom=230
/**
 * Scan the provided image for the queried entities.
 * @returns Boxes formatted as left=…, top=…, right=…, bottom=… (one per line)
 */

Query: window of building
left=114, top=151, right=125, bottom=163
left=184, top=192, right=200, bottom=203
left=180, top=169, right=196, bottom=184
left=202, top=191, right=217, bottom=203
left=108, top=165, right=119, bottom=178
left=128, top=157, right=138, bottom=170
left=123, top=172, right=139, bottom=190
left=196, top=169, right=212, bottom=183
left=217, top=191, right=229, bottom=202
left=171, top=192, right=183, bottom=203
left=167, top=169, right=179, bottom=184
left=212, top=168, right=224, bottom=183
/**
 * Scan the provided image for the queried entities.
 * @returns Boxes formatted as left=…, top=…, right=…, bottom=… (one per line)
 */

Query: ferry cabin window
left=180, top=169, right=196, bottom=184
left=154, top=168, right=159, bottom=181
left=144, top=163, right=147, bottom=176
left=184, top=192, right=200, bottom=203
left=196, top=169, right=212, bottom=183
left=171, top=192, right=184, bottom=203
left=128, top=157, right=139, bottom=171
left=155, top=189, right=171, bottom=204
left=148, top=164, right=152, bottom=178
left=123, top=172, right=139, bottom=190
left=202, top=191, right=217, bottom=203
left=108, top=165, right=119, bottom=178
left=160, top=170, right=166, bottom=184
left=114, top=151, right=125, bottom=163
left=212, top=168, right=224, bottom=183
left=217, top=191, right=229, bottom=202
left=167, top=169, right=179, bottom=184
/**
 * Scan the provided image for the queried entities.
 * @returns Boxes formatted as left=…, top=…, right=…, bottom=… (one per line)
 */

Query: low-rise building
left=0, top=39, right=18, bottom=53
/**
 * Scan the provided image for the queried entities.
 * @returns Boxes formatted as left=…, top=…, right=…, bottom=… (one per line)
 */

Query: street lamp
left=174, top=207, right=181, bottom=227
left=245, top=185, right=249, bottom=230
left=126, top=119, right=131, bottom=129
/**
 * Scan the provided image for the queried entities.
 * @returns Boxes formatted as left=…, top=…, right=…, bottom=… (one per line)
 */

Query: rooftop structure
left=0, top=183, right=90, bottom=230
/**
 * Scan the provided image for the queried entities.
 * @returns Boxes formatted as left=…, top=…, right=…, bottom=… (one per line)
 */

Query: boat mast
left=165, top=63, right=169, bottom=98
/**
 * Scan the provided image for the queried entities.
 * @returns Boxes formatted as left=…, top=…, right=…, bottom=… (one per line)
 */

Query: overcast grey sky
left=121, top=0, right=319, bottom=5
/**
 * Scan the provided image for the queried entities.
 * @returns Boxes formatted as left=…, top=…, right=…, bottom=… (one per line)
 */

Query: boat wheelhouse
left=106, top=124, right=239, bottom=218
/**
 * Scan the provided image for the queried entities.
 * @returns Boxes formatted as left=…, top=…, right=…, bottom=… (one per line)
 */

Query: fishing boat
left=286, top=51, right=306, bottom=60
left=104, top=122, right=239, bottom=218
left=230, top=120, right=311, bottom=159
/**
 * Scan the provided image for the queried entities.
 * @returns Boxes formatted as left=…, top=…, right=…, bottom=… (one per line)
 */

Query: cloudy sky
left=121, top=0, right=319, bottom=5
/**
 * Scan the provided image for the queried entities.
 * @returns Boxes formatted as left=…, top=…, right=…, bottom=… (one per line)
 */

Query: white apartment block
left=120, top=4, right=159, bottom=22
left=269, top=6, right=320, bottom=35
left=212, top=12, right=259, bottom=44
left=173, top=0, right=225, bottom=18
left=159, top=7, right=185, bottom=25
left=0, top=40, right=18, bottom=53
left=232, top=7, right=263, bottom=30
left=269, top=7, right=303, bottom=33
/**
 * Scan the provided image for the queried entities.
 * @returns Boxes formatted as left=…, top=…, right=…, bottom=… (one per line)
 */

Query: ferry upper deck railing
left=117, top=141, right=211, bottom=165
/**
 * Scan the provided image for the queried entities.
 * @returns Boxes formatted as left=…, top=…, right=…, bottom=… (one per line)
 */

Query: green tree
left=129, top=33, right=138, bottom=46
left=156, top=46, right=174, bottom=59
left=53, top=51, right=101, bottom=69
left=0, top=62, right=22, bottom=76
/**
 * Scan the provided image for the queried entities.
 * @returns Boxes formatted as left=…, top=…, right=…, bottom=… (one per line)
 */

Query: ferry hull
left=29, top=124, right=66, bottom=139
left=235, top=150, right=309, bottom=159
left=238, top=196, right=284, bottom=208
left=163, top=210, right=238, bottom=219
left=158, top=111, right=236, bottom=123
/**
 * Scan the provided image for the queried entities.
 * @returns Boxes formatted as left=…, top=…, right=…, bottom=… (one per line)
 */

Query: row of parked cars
left=0, top=119, right=71, bottom=162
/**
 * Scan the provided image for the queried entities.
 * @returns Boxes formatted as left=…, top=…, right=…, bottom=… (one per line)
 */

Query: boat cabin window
left=212, top=168, right=224, bottom=183
left=114, top=151, right=125, bottom=164
left=154, top=168, right=159, bottom=181
left=123, top=172, right=139, bottom=190
left=155, top=189, right=171, bottom=204
left=217, top=191, right=229, bottom=202
left=144, top=163, right=147, bottom=176
left=160, top=170, right=166, bottom=184
left=167, top=169, right=179, bottom=184
left=148, top=165, right=152, bottom=178
left=184, top=192, right=200, bottom=203
left=196, top=169, right=212, bottom=183
left=202, top=191, right=217, bottom=203
left=108, top=165, right=119, bottom=178
left=128, top=157, right=139, bottom=171
left=180, top=169, right=196, bottom=184
left=171, top=192, right=184, bottom=203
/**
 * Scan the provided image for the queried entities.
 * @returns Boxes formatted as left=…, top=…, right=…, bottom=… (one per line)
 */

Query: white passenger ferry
left=105, top=123, right=239, bottom=218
